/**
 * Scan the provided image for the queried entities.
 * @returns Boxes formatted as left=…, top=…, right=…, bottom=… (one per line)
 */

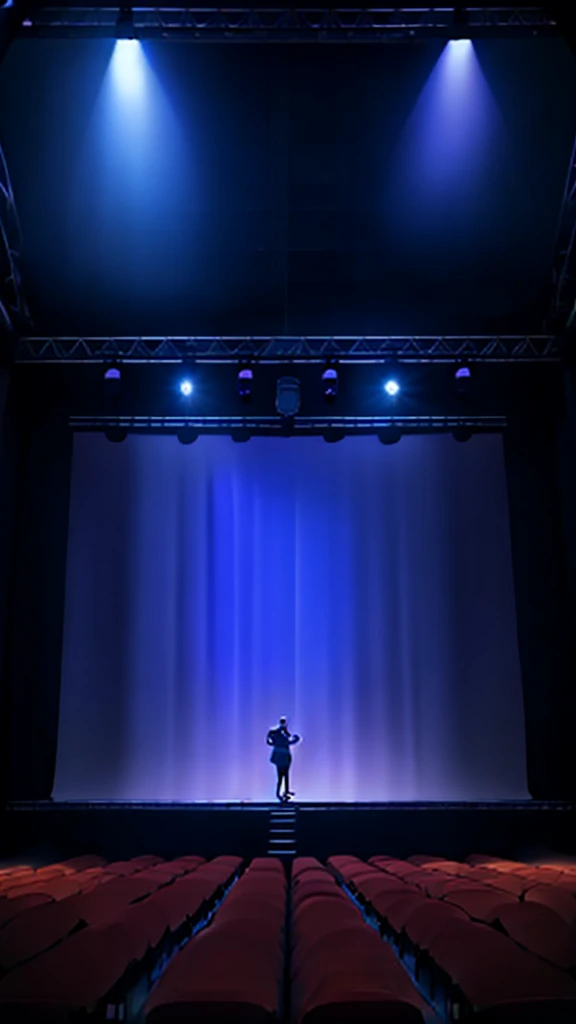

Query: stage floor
left=2, top=800, right=574, bottom=864
left=7, top=799, right=574, bottom=810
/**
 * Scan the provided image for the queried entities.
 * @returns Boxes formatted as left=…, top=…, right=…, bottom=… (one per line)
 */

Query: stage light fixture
left=276, top=376, right=300, bottom=418
left=384, top=379, right=400, bottom=397
left=237, top=363, right=253, bottom=402
left=177, top=428, right=199, bottom=445
left=455, top=364, right=472, bottom=394
left=323, top=429, right=345, bottom=443
left=179, top=379, right=193, bottom=398
left=116, top=5, right=135, bottom=39
left=378, top=427, right=402, bottom=445
left=231, top=429, right=251, bottom=443
left=104, top=427, right=128, bottom=443
left=322, top=361, right=339, bottom=403
left=452, top=425, right=473, bottom=443
left=103, top=363, right=122, bottom=397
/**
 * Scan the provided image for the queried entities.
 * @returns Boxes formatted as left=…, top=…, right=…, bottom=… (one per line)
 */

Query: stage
left=2, top=800, right=575, bottom=865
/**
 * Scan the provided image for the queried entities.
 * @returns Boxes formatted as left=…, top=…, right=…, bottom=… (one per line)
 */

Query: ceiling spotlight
left=452, top=425, right=473, bottom=443
left=384, top=379, right=400, bottom=397
left=103, top=362, right=122, bottom=398
left=177, top=428, right=198, bottom=445
left=104, top=427, right=128, bottom=443
left=322, top=429, right=345, bottom=443
left=377, top=427, right=402, bottom=446
left=276, top=376, right=300, bottom=418
left=231, top=428, right=251, bottom=443
left=322, top=361, right=339, bottom=403
left=179, top=379, right=193, bottom=398
left=237, top=363, right=253, bottom=402
left=116, top=6, right=135, bottom=39
left=454, top=364, right=472, bottom=394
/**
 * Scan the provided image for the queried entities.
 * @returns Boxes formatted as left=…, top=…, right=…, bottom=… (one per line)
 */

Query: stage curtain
left=53, top=433, right=528, bottom=803
left=504, top=390, right=576, bottom=799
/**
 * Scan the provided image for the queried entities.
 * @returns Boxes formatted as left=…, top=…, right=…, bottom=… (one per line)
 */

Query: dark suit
left=267, top=725, right=299, bottom=798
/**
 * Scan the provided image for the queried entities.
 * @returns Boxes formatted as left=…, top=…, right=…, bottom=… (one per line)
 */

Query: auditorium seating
left=328, top=853, right=576, bottom=1022
left=0, top=850, right=575, bottom=1023
left=291, top=857, right=429, bottom=1024
left=0, top=856, right=241, bottom=1021
left=144, top=857, right=286, bottom=1024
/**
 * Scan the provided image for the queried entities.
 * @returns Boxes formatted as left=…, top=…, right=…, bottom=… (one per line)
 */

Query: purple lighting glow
left=387, top=38, right=502, bottom=245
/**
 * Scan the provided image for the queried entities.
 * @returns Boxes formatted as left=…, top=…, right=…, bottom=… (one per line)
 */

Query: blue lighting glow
left=180, top=379, right=193, bottom=397
left=110, top=41, right=147, bottom=102
left=387, top=38, right=502, bottom=249
left=384, top=379, right=400, bottom=397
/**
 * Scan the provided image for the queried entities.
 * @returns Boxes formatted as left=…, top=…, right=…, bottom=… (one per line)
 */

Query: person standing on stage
left=267, top=716, right=301, bottom=802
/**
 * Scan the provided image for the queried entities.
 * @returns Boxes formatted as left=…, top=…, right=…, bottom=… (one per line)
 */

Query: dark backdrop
left=0, top=38, right=575, bottom=335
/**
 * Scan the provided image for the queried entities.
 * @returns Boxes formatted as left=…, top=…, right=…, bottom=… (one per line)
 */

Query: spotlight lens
left=384, top=379, right=400, bottom=397
left=455, top=366, right=471, bottom=380
left=104, top=367, right=121, bottom=381
left=180, top=379, right=193, bottom=397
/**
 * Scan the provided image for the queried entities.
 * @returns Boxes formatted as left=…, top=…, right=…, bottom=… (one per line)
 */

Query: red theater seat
left=0, top=900, right=85, bottom=972
left=443, top=888, right=517, bottom=923
left=0, top=893, right=53, bottom=929
left=524, top=885, right=576, bottom=927
left=494, top=902, right=576, bottom=972
left=401, top=901, right=469, bottom=950
left=429, top=920, right=576, bottom=1018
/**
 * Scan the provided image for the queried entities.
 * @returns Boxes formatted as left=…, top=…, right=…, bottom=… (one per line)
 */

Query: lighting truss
left=16, top=7, right=558, bottom=41
left=69, top=414, right=507, bottom=433
left=15, top=335, right=560, bottom=363
left=0, top=144, right=30, bottom=335
left=548, top=133, right=576, bottom=333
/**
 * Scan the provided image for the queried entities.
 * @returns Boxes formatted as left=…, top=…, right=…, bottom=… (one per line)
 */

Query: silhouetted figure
left=267, top=716, right=301, bottom=802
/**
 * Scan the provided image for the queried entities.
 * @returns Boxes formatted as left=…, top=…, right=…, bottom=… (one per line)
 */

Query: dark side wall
left=0, top=369, right=72, bottom=801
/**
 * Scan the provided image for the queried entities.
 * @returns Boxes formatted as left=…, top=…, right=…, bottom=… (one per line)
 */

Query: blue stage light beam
left=387, top=39, right=503, bottom=239
left=110, top=40, right=147, bottom=103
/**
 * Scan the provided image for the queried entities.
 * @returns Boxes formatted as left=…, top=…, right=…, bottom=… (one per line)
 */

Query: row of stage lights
left=105, top=360, right=472, bottom=412
left=102, top=360, right=475, bottom=444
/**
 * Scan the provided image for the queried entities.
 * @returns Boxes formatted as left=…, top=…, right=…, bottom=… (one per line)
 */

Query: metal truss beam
left=17, top=7, right=559, bottom=41
left=548, top=133, right=576, bottom=333
left=0, top=143, right=30, bottom=337
left=69, top=413, right=507, bottom=432
left=15, top=335, right=560, bottom=363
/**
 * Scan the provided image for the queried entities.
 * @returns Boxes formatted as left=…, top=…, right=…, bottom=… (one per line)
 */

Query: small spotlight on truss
left=104, top=427, right=128, bottom=443
left=455, top=364, right=472, bottom=394
left=322, top=361, right=339, bottom=403
left=377, top=427, right=402, bottom=445
left=452, top=425, right=473, bottom=443
left=237, top=363, right=253, bottom=402
left=231, top=428, right=251, bottom=443
left=179, top=379, right=193, bottom=398
left=384, top=379, right=400, bottom=398
left=177, top=428, right=198, bottom=445
left=322, top=429, right=345, bottom=443
left=103, top=362, right=122, bottom=397
left=276, top=376, right=300, bottom=418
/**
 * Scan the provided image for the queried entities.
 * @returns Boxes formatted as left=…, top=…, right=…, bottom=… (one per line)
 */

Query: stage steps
left=267, top=804, right=297, bottom=857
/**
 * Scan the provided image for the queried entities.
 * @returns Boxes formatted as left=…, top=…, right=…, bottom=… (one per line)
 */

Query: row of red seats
left=145, top=857, right=286, bottom=1023
left=329, top=855, right=576, bottom=1023
left=0, top=854, right=168, bottom=927
left=0, top=856, right=241, bottom=1021
left=290, top=857, right=430, bottom=1024
left=0, top=854, right=210, bottom=973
